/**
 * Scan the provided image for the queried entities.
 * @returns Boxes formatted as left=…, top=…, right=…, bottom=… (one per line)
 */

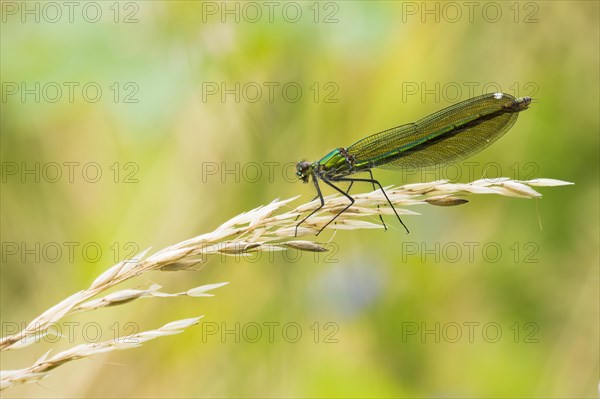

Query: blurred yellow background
left=1, top=1, right=598, bottom=397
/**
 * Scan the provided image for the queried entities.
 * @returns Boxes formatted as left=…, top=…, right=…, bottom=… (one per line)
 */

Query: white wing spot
left=494, top=92, right=503, bottom=99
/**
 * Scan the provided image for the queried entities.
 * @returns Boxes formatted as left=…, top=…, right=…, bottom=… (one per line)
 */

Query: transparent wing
left=347, top=93, right=528, bottom=170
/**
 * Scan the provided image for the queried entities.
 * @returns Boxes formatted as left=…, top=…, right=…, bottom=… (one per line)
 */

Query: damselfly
left=295, top=92, right=532, bottom=236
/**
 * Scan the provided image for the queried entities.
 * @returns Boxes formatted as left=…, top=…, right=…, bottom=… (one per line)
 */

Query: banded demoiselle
left=295, top=92, right=532, bottom=236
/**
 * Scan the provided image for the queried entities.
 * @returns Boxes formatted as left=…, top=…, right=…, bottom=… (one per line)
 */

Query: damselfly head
left=296, top=161, right=313, bottom=183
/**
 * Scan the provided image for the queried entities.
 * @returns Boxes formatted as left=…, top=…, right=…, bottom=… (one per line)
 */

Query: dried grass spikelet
left=0, top=177, right=572, bottom=390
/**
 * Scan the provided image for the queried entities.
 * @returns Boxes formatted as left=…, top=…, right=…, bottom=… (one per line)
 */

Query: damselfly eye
left=295, top=161, right=312, bottom=184
left=297, top=161, right=310, bottom=175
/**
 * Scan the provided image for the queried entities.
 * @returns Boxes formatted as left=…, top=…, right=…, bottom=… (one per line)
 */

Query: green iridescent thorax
left=317, top=148, right=353, bottom=175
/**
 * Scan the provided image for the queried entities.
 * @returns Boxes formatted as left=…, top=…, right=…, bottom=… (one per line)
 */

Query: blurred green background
left=1, top=1, right=598, bottom=397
